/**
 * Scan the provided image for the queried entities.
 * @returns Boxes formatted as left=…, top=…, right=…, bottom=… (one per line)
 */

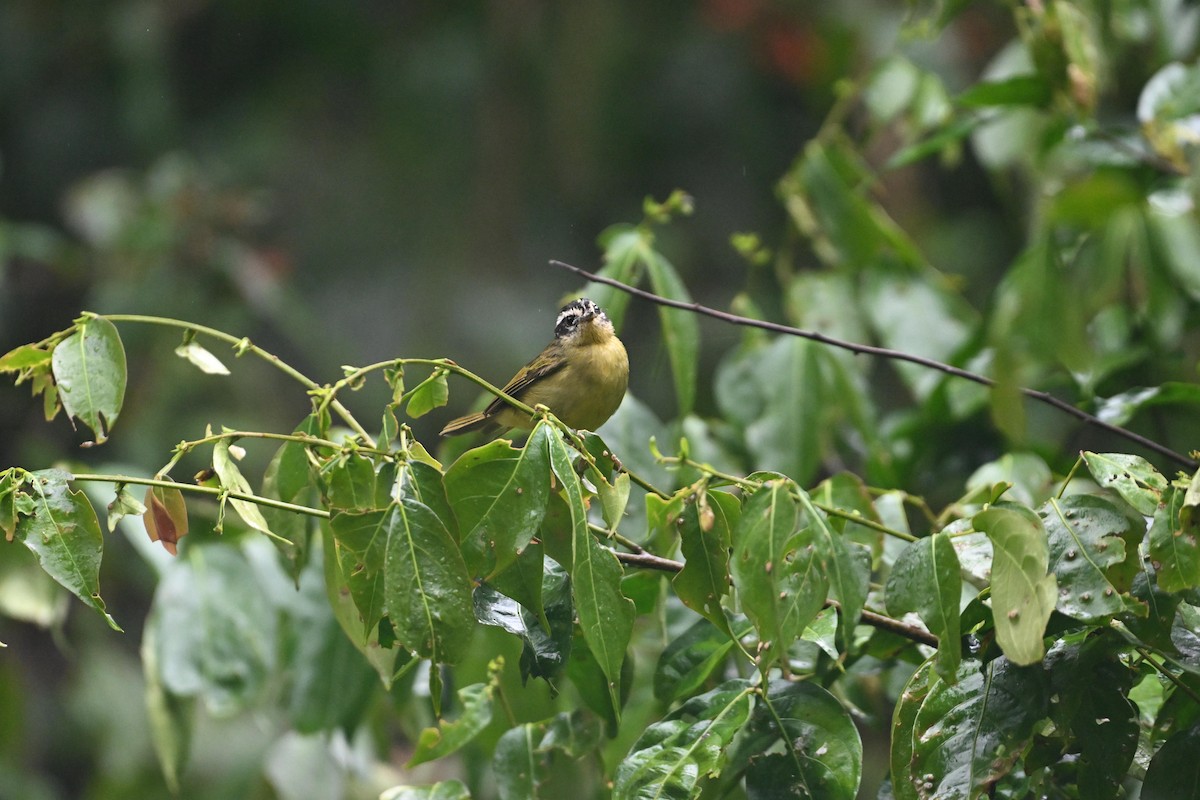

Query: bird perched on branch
left=440, top=298, right=628, bottom=438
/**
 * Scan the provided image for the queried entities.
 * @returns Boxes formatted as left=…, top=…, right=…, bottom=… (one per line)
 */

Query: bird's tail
left=440, top=412, right=501, bottom=437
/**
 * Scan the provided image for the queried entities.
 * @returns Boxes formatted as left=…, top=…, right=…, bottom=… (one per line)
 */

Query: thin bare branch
left=552, top=260, right=1196, bottom=470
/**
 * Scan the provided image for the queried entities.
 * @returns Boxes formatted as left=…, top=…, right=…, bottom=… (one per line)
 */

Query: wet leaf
left=731, top=481, right=827, bottom=671
left=673, top=488, right=737, bottom=635
left=1151, top=486, right=1200, bottom=593
left=383, top=497, right=475, bottom=664
left=548, top=426, right=633, bottom=706
left=1042, top=495, right=1137, bottom=621
left=407, top=660, right=501, bottom=767
left=907, top=659, right=1049, bottom=799
left=974, top=505, right=1057, bottom=665
left=738, top=680, right=862, bottom=800
left=613, top=680, right=754, bottom=800
left=18, top=468, right=121, bottom=631
left=886, top=532, right=962, bottom=680
left=444, top=423, right=550, bottom=578
left=51, top=316, right=126, bottom=444
left=1082, top=452, right=1167, bottom=516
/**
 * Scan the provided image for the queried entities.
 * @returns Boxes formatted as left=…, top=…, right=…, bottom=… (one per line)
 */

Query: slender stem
left=332, top=357, right=541, bottom=424
left=549, top=261, right=1197, bottom=470
left=99, top=313, right=375, bottom=446
left=70, top=472, right=331, bottom=519
left=176, top=429, right=391, bottom=458
left=588, top=522, right=646, bottom=554
left=663, top=454, right=918, bottom=542
left=812, top=501, right=918, bottom=542
left=1135, top=645, right=1200, bottom=706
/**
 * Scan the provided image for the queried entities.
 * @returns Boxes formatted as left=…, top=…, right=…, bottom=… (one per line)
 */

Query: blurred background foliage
left=5, top=0, right=1200, bottom=798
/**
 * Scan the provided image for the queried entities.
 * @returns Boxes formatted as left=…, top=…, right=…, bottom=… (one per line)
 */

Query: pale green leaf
left=18, top=468, right=121, bottom=631
left=547, top=427, right=633, bottom=706
left=50, top=316, right=126, bottom=444
left=886, top=532, right=962, bottom=680
left=174, top=340, right=230, bottom=375
left=974, top=506, right=1056, bottom=665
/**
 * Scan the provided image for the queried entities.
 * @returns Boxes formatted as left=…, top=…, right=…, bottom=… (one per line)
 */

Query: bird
left=440, top=297, right=629, bottom=437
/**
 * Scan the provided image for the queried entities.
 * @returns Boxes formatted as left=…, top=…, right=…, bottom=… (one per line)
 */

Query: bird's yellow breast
left=499, top=335, right=628, bottom=431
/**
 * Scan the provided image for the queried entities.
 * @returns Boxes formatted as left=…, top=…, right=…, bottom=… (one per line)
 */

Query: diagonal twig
left=552, top=260, right=1196, bottom=470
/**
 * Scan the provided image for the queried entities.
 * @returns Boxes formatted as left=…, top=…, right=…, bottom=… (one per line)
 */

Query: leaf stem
left=69, top=472, right=331, bottom=520
left=99, top=313, right=376, bottom=446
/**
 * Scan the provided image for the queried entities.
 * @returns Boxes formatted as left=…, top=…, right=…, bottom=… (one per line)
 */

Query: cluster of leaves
left=8, top=2, right=1200, bottom=799
left=4, top=218, right=1200, bottom=800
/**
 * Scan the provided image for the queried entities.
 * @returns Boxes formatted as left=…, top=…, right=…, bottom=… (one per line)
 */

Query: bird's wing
left=484, top=347, right=565, bottom=415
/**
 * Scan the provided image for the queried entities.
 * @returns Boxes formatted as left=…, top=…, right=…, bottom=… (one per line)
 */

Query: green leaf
left=612, top=680, right=755, bottom=800
left=907, top=658, right=1049, bottom=799
left=643, top=248, right=699, bottom=417
left=591, top=224, right=644, bottom=330
left=1045, top=639, right=1138, bottom=800
left=444, top=423, right=551, bottom=578
left=739, top=680, right=862, bottom=800
left=1082, top=452, right=1168, bottom=516
left=151, top=543, right=276, bottom=714
left=262, top=417, right=322, bottom=579
left=141, top=614, right=194, bottom=794
left=212, top=436, right=279, bottom=542
left=493, top=712, right=602, bottom=800
left=1041, top=495, right=1138, bottom=621
left=862, top=271, right=976, bottom=401
left=0, top=343, right=52, bottom=372
left=731, top=481, right=828, bottom=671
left=547, top=426, right=634, bottom=705
left=474, top=565, right=572, bottom=685
left=50, top=315, right=126, bottom=444
left=106, top=483, right=147, bottom=533
left=974, top=506, right=1057, bottom=665
left=653, top=617, right=751, bottom=703
left=889, top=658, right=935, bottom=800
left=287, top=550, right=377, bottom=733
left=957, top=74, right=1051, bottom=107
left=323, top=451, right=391, bottom=511
left=330, top=509, right=391, bottom=637
left=800, top=488, right=869, bottom=646
left=17, top=468, right=121, bottom=631
left=406, top=369, right=450, bottom=419
left=886, top=115, right=983, bottom=169
left=321, top=529, right=404, bottom=688
left=408, top=661, right=501, bottom=767
left=744, top=337, right=822, bottom=484
left=174, top=340, right=230, bottom=375
left=1150, top=486, right=1200, bottom=593
left=673, top=488, right=737, bottom=635
left=384, top=497, right=475, bottom=664
left=886, top=532, right=962, bottom=680
left=1141, top=721, right=1200, bottom=800
left=1096, top=383, right=1200, bottom=426
left=379, top=780, right=472, bottom=800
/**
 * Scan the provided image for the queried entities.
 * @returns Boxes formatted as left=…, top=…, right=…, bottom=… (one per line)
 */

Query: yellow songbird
left=440, top=298, right=629, bottom=437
